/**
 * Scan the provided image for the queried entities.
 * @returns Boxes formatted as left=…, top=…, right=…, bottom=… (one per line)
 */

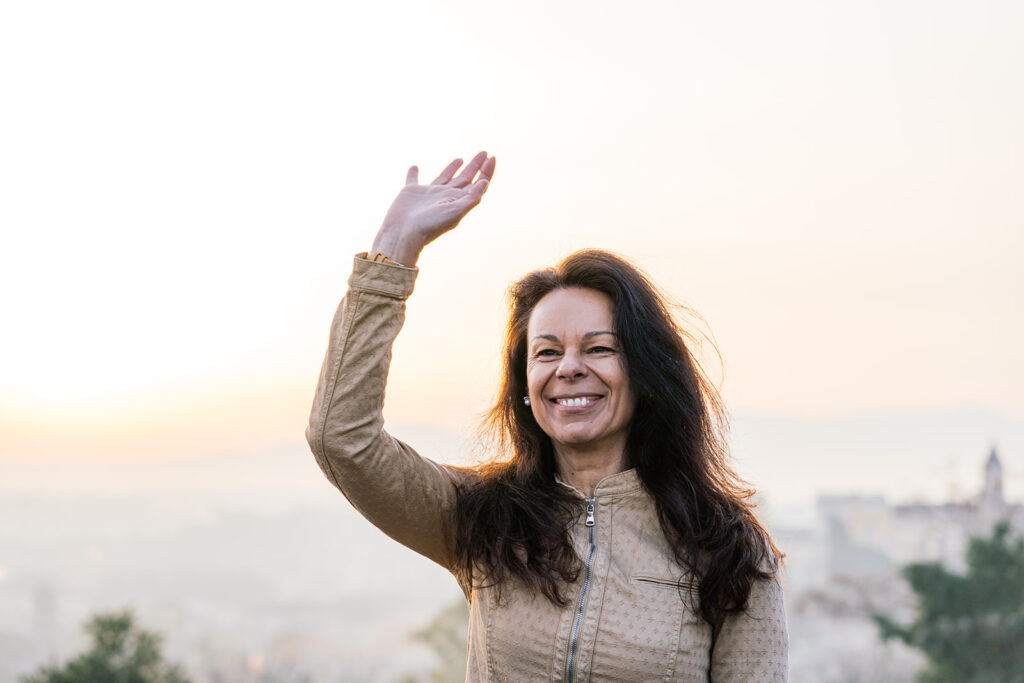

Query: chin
left=554, top=430, right=607, bottom=448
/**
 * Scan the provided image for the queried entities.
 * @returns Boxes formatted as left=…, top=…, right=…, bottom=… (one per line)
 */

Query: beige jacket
left=306, top=255, right=789, bottom=682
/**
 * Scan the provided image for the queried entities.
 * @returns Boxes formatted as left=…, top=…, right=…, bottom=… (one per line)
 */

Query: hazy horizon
left=3, top=408, right=1021, bottom=513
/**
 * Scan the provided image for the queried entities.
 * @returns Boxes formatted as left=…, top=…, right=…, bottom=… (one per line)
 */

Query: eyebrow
left=531, top=331, right=617, bottom=343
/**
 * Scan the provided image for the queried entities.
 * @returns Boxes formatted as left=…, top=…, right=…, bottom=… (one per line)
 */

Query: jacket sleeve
left=305, top=254, right=465, bottom=570
left=710, top=576, right=789, bottom=681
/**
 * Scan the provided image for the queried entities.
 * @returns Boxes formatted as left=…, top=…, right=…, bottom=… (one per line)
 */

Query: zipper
left=565, top=498, right=596, bottom=683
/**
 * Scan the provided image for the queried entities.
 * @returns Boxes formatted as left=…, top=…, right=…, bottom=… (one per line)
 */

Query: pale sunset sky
left=2, top=0, right=1021, bottom=471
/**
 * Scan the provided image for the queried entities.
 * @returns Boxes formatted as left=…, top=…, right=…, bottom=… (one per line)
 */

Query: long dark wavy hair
left=452, top=249, right=781, bottom=630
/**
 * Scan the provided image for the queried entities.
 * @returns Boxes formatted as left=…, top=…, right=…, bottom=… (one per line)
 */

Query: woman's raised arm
left=305, top=153, right=495, bottom=571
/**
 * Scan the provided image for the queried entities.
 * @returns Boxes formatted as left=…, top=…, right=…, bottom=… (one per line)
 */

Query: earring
left=523, top=396, right=531, bottom=406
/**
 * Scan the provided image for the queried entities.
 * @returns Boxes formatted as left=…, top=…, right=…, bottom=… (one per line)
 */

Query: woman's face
left=525, top=287, right=637, bottom=457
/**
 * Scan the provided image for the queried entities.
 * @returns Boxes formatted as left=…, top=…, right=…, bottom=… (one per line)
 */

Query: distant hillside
left=2, top=411, right=1020, bottom=510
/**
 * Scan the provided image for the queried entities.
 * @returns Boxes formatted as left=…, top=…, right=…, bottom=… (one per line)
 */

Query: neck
left=554, top=441, right=628, bottom=497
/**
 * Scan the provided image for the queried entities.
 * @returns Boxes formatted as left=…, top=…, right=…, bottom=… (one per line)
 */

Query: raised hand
left=370, top=151, right=497, bottom=267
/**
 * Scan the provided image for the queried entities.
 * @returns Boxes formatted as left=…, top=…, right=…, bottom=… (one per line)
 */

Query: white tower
left=975, top=447, right=1008, bottom=535
left=982, top=447, right=1003, bottom=503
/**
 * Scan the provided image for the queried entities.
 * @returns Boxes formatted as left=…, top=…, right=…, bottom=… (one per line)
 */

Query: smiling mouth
left=551, top=395, right=603, bottom=408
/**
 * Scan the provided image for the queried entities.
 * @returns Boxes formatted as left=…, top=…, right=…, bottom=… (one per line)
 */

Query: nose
left=556, top=349, right=587, bottom=380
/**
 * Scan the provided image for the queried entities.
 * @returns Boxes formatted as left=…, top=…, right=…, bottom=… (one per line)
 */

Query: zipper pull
left=585, top=498, right=596, bottom=527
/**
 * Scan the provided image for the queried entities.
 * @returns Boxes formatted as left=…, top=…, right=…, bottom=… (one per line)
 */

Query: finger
left=470, top=177, right=490, bottom=198
left=478, top=155, right=497, bottom=183
left=430, top=158, right=463, bottom=185
left=452, top=179, right=489, bottom=211
left=450, top=150, right=488, bottom=187
left=406, top=165, right=419, bottom=185
left=466, top=157, right=494, bottom=199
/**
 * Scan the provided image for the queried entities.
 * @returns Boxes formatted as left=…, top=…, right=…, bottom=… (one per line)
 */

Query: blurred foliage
left=874, top=522, right=1024, bottom=683
left=20, top=610, right=190, bottom=683
left=399, top=599, right=469, bottom=683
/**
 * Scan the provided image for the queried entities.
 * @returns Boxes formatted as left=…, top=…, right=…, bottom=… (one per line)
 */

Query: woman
left=307, top=151, right=788, bottom=681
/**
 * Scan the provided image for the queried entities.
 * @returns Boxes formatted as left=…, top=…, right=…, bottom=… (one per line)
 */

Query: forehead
left=527, top=288, right=615, bottom=337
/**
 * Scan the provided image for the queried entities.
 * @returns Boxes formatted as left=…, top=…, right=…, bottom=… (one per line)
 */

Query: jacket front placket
left=558, top=488, right=616, bottom=682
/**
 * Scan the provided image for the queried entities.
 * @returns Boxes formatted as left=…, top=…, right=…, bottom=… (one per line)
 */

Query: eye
left=535, top=348, right=559, bottom=358
left=588, top=346, right=615, bottom=354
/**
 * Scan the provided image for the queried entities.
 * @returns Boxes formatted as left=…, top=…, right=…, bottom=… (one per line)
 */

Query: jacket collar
left=556, top=468, right=644, bottom=499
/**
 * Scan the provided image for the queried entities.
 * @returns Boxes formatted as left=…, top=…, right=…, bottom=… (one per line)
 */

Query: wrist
left=370, top=230, right=424, bottom=268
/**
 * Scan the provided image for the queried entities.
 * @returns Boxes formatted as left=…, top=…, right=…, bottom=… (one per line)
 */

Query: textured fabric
left=306, top=254, right=789, bottom=682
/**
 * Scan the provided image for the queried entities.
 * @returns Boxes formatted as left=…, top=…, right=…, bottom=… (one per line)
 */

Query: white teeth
left=558, top=397, right=592, bottom=407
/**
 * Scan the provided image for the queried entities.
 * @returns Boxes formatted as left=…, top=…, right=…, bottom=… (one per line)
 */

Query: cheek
left=524, top=364, right=537, bottom=394
left=607, top=368, right=637, bottom=417
left=525, top=362, right=548, bottom=394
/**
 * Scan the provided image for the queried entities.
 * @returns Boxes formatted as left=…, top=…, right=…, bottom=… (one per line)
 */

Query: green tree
left=21, top=610, right=190, bottom=683
left=874, top=522, right=1024, bottom=682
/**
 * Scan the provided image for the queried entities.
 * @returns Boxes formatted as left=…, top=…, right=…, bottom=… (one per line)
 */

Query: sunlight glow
left=2, top=0, right=1021, bottom=464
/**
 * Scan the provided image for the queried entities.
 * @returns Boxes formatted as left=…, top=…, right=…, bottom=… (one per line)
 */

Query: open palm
left=372, top=151, right=496, bottom=266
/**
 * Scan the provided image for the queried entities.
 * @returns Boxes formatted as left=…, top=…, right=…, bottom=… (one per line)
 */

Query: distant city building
left=818, top=448, right=1022, bottom=578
